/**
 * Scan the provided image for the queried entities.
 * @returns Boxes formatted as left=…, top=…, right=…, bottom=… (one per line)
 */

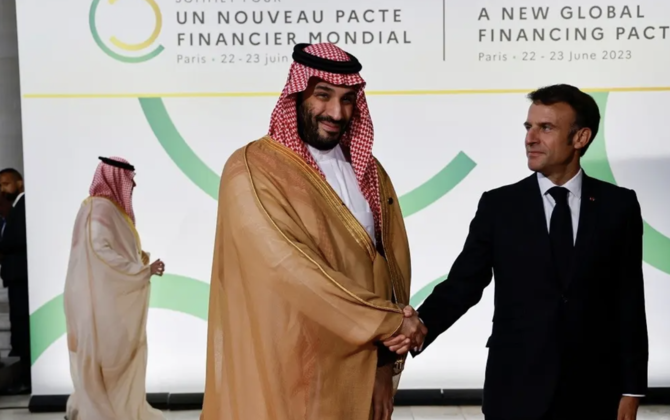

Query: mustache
left=316, top=115, right=345, bottom=129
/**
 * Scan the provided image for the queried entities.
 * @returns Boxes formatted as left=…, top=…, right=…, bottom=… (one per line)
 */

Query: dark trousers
left=485, top=382, right=620, bottom=420
left=7, top=280, right=30, bottom=385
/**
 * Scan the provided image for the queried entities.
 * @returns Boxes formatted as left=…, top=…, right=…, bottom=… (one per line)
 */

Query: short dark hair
left=527, top=84, right=601, bottom=156
left=0, top=168, right=23, bottom=181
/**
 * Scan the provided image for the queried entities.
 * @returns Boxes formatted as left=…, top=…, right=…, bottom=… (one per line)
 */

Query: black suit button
left=388, top=197, right=394, bottom=205
left=561, top=296, right=568, bottom=303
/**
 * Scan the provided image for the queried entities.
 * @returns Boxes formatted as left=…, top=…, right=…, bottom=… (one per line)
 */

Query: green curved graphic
left=89, top=0, right=164, bottom=64
left=582, top=92, right=670, bottom=275
left=29, top=274, right=209, bottom=365
left=400, top=153, right=476, bottom=217
left=139, top=98, right=221, bottom=200
left=138, top=97, right=477, bottom=215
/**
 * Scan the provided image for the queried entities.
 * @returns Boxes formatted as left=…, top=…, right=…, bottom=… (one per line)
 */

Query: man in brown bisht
left=200, top=43, right=426, bottom=420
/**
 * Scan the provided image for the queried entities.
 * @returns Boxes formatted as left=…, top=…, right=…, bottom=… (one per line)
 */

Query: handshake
left=382, top=305, right=427, bottom=355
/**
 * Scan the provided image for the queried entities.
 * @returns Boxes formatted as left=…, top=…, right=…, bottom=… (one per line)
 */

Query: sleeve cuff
left=413, top=317, right=426, bottom=353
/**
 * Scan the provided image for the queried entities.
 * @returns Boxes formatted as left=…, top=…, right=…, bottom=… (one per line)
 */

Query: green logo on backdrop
left=89, top=0, right=164, bottom=63
left=28, top=91, right=670, bottom=365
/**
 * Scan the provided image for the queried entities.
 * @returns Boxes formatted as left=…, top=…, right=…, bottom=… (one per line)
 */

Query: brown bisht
left=201, top=137, right=412, bottom=420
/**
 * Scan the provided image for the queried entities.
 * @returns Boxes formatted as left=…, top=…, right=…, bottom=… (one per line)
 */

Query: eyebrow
left=524, top=121, right=555, bottom=126
left=315, top=85, right=355, bottom=97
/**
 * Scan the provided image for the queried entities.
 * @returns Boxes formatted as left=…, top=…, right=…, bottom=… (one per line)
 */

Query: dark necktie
left=548, top=186, right=574, bottom=288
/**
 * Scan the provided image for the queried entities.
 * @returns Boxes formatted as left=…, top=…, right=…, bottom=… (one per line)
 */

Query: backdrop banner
left=15, top=0, right=670, bottom=394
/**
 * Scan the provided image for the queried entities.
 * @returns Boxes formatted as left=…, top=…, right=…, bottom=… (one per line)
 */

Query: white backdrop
left=15, top=0, right=670, bottom=394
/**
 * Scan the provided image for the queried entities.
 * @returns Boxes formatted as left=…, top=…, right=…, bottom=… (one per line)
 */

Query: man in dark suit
left=385, top=84, right=648, bottom=420
left=0, top=168, right=30, bottom=394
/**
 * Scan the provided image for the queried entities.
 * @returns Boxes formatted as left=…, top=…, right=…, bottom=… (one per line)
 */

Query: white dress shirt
left=307, top=144, right=376, bottom=246
left=537, top=170, right=643, bottom=398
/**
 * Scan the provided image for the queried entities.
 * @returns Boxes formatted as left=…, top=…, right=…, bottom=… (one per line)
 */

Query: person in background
left=200, top=43, right=424, bottom=420
left=63, top=157, right=166, bottom=420
left=386, top=84, right=648, bottom=420
left=0, top=168, right=29, bottom=394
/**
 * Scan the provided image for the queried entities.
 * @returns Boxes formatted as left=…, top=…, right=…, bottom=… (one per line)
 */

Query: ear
left=572, top=127, right=592, bottom=151
left=17, top=180, right=24, bottom=190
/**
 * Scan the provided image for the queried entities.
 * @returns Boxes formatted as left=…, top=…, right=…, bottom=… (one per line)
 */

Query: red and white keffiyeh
left=89, top=157, right=136, bottom=224
left=267, top=43, right=382, bottom=237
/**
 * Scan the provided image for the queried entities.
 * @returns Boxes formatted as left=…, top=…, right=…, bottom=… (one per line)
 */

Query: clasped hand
left=150, top=259, right=165, bottom=276
left=382, top=305, right=427, bottom=355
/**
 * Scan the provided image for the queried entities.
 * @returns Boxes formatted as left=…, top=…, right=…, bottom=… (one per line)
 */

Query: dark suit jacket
left=0, top=195, right=28, bottom=287
left=415, top=172, right=648, bottom=419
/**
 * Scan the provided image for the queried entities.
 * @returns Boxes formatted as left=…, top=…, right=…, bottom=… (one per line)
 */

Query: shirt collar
left=537, top=169, right=583, bottom=199
left=12, top=192, right=24, bottom=207
left=307, top=143, right=346, bottom=163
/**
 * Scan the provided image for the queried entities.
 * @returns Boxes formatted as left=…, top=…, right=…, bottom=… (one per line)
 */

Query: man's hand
left=371, top=365, right=394, bottom=420
left=150, top=259, right=165, bottom=276
left=382, top=305, right=427, bottom=355
left=617, top=396, right=640, bottom=420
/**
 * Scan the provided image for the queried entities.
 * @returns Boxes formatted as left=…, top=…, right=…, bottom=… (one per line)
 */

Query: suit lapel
left=566, top=173, right=598, bottom=288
